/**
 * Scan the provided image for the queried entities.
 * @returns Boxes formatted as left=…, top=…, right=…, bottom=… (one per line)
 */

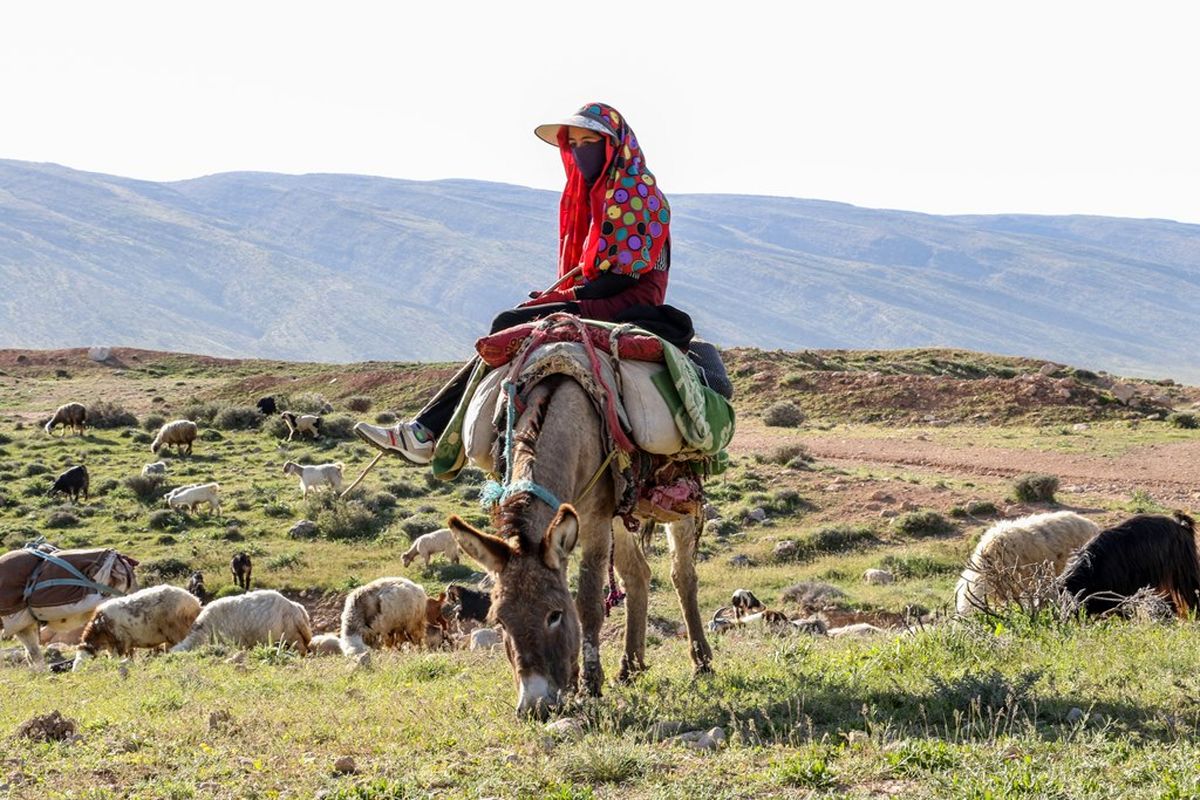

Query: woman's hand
left=518, top=288, right=575, bottom=308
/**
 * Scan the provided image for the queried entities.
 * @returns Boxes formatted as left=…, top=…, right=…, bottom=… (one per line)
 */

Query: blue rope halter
left=480, top=380, right=563, bottom=512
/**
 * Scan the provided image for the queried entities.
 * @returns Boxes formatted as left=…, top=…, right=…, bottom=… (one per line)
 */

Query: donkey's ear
left=542, top=505, right=580, bottom=571
left=449, top=516, right=510, bottom=573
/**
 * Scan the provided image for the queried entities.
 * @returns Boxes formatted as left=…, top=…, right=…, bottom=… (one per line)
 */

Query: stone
left=728, top=554, right=753, bottom=568
left=1072, top=423, right=1090, bottom=431
left=288, top=519, right=318, bottom=539
left=879, top=509, right=898, bottom=519
left=747, top=507, right=767, bottom=523
left=862, top=568, right=895, bottom=585
left=899, top=500, right=918, bottom=511
left=703, top=503, right=720, bottom=520
left=773, top=540, right=798, bottom=560
left=1111, top=384, right=1137, bottom=404
left=870, top=491, right=895, bottom=504
left=1039, top=362, right=1061, bottom=376
left=1065, top=707, right=1087, bottom=725
left=333, top=756, right=357, bottom=775
left=544, top=718, right=584, bottom=739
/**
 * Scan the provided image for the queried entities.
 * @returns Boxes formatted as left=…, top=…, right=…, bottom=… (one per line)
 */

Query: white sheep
left=151, top=420, right=198, bottom=456
left=955, top=510, right=1100, bottom=615
left=339, top=577, right=429, bottom=656
left=401, top=528, right=459, bottom=568
left=44, top=402, right=87, bottom=436
left=307, top=633, right=344, bottom=655
left=280, top=412, right=321, bottom=441
left=282, top=461, right=344, bottom=496
left=141, top=461, right=168, bottom=477
left=72, top=585, right=201, bottom=668
left=166, top=482, right=221, bottom=515
left=171, top=590, right=312, bottom=653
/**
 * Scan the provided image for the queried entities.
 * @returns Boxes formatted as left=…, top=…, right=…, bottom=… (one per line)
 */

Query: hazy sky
left=3, top=1, right=1197, bottom=222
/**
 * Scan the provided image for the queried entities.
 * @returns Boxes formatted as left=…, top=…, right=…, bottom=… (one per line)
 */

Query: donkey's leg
left=575, top=518, right=612, bottom=697
left=667, top=516, right=713, bottom=674
left=14, top=624, right=45, bottom=671
left=613, top=519, right=651, bottom=681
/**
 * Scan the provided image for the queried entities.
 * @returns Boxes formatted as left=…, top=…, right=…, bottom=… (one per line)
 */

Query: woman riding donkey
left=354, top=102, right=676, bottom=463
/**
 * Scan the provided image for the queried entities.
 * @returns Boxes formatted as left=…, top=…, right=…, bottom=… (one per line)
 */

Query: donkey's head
left=449, top=506, right=581, bottom=719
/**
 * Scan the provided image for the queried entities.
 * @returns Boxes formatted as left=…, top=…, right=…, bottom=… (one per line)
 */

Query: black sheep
left=48, top=465, right=89, bottom=502
left=256, top=396, right=277, bottom=416
left=1060, top=512, right=1200, bottom=617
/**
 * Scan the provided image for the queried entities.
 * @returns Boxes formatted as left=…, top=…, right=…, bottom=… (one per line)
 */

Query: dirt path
left=735, top=427, right=1200, bottom=504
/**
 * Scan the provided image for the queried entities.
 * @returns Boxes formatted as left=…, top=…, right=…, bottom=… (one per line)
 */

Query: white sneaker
left=353, top=420, right=434, bottom=465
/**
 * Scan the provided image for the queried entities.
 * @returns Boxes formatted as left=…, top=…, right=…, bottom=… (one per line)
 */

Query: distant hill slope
left=1, top=160, right=1197, bottom=380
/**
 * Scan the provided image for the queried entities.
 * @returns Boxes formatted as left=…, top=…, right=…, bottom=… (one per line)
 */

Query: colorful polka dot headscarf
left=553, top=102, right=671, bottom=284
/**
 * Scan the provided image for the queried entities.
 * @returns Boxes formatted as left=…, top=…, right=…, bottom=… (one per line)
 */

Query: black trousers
left=415, top=303, right=577, bottom=436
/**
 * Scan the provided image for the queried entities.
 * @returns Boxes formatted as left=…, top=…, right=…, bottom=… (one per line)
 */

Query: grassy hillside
left=1, top=347, right=1199, bottom=798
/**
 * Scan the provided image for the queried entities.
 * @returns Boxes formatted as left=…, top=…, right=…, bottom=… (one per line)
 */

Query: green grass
left=3, top=350, right=1200, bottom=798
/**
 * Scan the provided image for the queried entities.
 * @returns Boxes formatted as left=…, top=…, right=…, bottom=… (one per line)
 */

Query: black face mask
left=572, top=139, right=608, bottom=184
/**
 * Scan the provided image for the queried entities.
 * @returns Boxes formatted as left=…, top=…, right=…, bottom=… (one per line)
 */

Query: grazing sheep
left=1060, top=512, right=1200, bottom=617
left=339, top=577, right=430, bottom=656
left=141, top=461, right=168, bottom=477
left=171, top=590, right=311, bottom=653
left=731, top=589, right=764, bottom=619
left=469, top=627, right=502, bottom=650
left=44, top=403, right=87, bottom=436
left=187, top=571, right=209, bottom=604
left=955, top=511, right=1100, bottom=615
left=166, top=482, right=220, bottom=515
left=282, top=461, right=344, bottom=497
left=151, top=420, right=198, bottom=456
left=280, top=411, right=321, bottom=442
left=231, top=552, right=252, bottom=591
left=308, top=633, right=343, bottom=655
left=446, top=584, right=491, bottom=625
left=72, top=585, right=202, bottom=668
left=402, top=528, right=459, bottom=568
left=256, top=396, right=278, bottom=416
left=48, top=465, right=89, bottom=502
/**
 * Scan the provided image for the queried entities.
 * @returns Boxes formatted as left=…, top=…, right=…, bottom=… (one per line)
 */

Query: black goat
left=1060, top=512, right=1200, bottom=617
left=256, top=396, right=277, bottom=416
left=731, top=588, right=765, bottom=619
left=231, top=552, right=253, bottom=591
left=446, top=584, right=491, bottom=624
left=187, top=571, right=209, bottom=604
left=48, top=465, right=89, bottom=502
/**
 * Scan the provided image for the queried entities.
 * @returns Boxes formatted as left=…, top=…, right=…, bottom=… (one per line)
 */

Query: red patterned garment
left=555, top=103, right=671, bottom=283
left=475, top=319, right=664, bottom=368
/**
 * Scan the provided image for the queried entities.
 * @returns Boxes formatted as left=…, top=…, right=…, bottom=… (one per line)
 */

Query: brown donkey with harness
left=449, top=376, right=712, bottom=718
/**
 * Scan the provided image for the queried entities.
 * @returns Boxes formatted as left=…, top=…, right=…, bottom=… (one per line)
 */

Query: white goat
left=282, top=461, right=344, bottom=496
left=73, top=585, right=201, bottom=668
left=141, top=462, right=168, bottom=477
left=307, top=633, right=344, bottom=655
left=401, top=528, right=459, bottom=568
left=955, top=511, right=1100, bottom=615
left=166, top=482, right=221, bottom=515
left=171, top=590, right=311, bottom=653
left=339, top=577, right=429, bottom=656
left=151, top=420, right=198, bottom=456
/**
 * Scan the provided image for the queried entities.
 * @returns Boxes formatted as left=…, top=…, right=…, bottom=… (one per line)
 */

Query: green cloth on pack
left=650, top=340, right=735, bottom=457
left=431, top=358, right=491, bottom=481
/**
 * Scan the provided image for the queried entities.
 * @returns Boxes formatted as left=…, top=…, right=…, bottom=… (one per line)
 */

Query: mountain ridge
left=1, top=159, right=1196, bottom=380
